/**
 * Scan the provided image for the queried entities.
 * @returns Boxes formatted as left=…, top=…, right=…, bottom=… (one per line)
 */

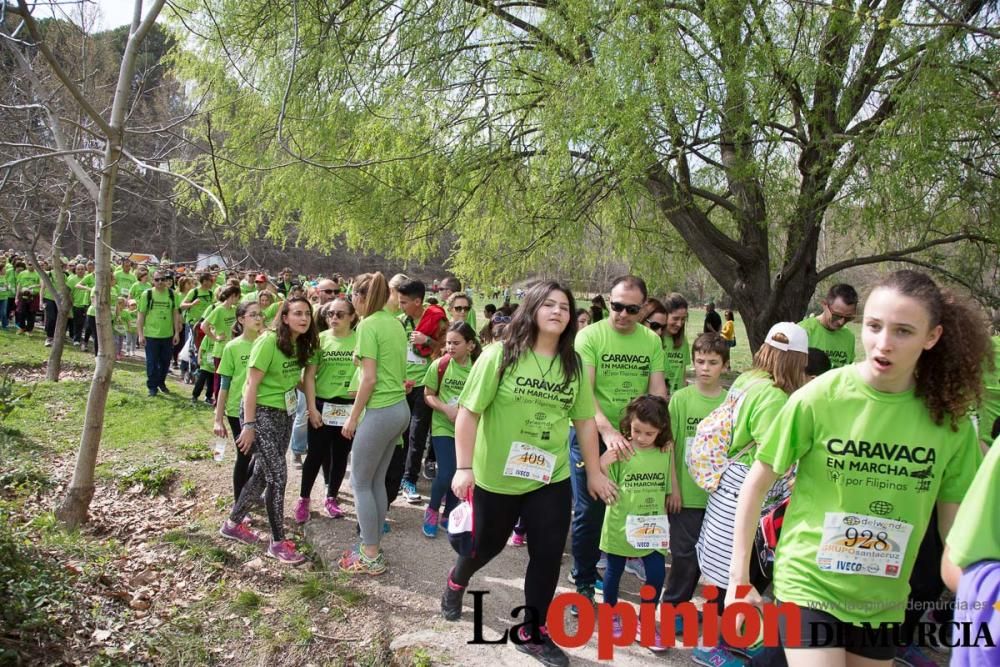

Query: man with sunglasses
left=569, top=275, right=668, bottom=614
left=137, top=271, right=182, bottom=397
left=798, top=283, right=858, bottom=369
left=315, top=278, right=340, bottom=306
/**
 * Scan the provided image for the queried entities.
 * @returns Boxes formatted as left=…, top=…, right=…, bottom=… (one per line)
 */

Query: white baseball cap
left=764, top=322, right=809, bottom=354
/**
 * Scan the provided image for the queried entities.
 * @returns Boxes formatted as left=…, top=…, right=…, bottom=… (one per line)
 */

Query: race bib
left=503, top=441, right=556, bottom=484
left=816, top=512, right=913, bottom=579
left=406, top=347, right=427, bottom=365
left=284, top=389, right=297, bottom=416
left=626, top=514, right=670, bottom=550
left=321, top=402, right=353, bottom=427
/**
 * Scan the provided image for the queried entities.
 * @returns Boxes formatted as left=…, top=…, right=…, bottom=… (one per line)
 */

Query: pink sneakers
left=267, top=539, right=306, bottom=565
left=324, top=497, right=343, bottom=518
left=294, top=498, right=310, bottom=524
left=219, top=519, right=262, bottom=545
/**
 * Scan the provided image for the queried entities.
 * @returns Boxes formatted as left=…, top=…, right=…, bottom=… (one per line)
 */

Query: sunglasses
left=645, top=320, right=665, bottom=331
left=320, top=289, right=339, bottom=295
left=328, top=310, right=351, bottom=319
left=153, top=277, right=166, bottom=283
left=829, top=313, right=854, bottom=323
left=610, top=301, right=643, bottom=315
left=492, top=315, right=512, bottom=324
left=452, top=305, right=471, bottom=313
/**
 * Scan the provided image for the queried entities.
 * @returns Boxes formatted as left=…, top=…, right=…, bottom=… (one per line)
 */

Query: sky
left=33, top=0, right=162, bottom=32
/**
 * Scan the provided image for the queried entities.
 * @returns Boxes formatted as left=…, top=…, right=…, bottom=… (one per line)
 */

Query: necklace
left=529, top=350, right=558, bottom=380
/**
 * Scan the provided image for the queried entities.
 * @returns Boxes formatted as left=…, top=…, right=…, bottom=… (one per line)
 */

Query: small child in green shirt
left=123, top=300, right=138, bottom=356
left=113, top=296, right=127, bottom=360
left=191, top=330, right=216, bottom=405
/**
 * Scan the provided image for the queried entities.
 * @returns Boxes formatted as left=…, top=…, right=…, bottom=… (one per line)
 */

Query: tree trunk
left=46, top=186, right=76, bottom=381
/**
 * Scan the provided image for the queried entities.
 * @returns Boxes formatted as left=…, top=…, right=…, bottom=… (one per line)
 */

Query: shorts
left=778, top=604, right=897, bottom=661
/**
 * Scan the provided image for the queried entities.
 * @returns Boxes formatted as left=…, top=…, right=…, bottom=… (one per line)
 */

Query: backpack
left=436, top=353, right=452, bottom=389
left=142, top=287, right=176, bottom=313
left=685, top=379, right=766, bottom=492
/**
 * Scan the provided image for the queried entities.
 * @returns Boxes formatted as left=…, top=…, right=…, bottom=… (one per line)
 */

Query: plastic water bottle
left=212, top=437, right=227, bottom=462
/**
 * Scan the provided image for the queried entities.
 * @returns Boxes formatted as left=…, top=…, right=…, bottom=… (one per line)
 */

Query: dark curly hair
left=873, top=270, right=992, bottom=429
left=619, top=395, right=673, bottom=451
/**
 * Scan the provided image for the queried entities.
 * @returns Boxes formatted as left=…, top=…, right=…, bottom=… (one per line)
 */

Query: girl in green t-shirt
left=440, top=281, right=616, bottom=666
left=421, top=321, right=480, bottom=538
left=213, top=301, right=263, bottom=503
left=598, top=395, right=673, bottom=653
left=727, top=271, right=990, bottom=665
left=220, top=297, right=318, bottom=566
left=299, top=298, right=359, bottom=523
left=338, top=272, right=410, bottom=576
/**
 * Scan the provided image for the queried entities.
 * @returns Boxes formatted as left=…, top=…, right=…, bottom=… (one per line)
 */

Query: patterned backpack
left=685, top=379, right=766, bottom=492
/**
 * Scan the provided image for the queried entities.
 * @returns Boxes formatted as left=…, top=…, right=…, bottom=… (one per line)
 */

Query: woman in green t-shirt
left=727, top=271, right=990, bottom=665
left=337, top=272, right=410, bottom=576
left=440, top=281, right=616, bottom=666
left=298, top=298, right=358, bottom=523
left=421, top=321, right=480, bottom=538
left=219, top=297, right=318, bottom=565
left=213, top=301, right=263, bottom=503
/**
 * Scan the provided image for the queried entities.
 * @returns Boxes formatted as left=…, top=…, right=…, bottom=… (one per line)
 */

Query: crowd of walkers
left=4, top=249, right=999, bottom=667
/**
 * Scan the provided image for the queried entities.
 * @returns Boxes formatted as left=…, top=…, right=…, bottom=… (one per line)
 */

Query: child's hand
left=666, top=491, right=682, bottom=514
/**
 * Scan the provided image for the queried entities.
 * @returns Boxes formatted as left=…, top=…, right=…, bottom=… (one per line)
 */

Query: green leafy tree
left=173, top=0, right=998, bottom=346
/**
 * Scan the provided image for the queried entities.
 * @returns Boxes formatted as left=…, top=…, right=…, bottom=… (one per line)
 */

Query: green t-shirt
left=355, top=309, right=408, bottom=409
left=669, top=384, right=726, bottom=509
left=575, top=320, right=665, bottom=428
left=140, top=288, right=179, bottom=339
left=459, top=342, right=595, bottom=495
left=798, top=317, right=856, bottom=369
left=310, top=330, right=357, bottom=400
left=599, top=446, right=672, bottom=558
left=128, top=280, right=150, bottom=300
left=112, top=309, right=127, bottom=335
left=183, top=287, right=215, bottom=324
left=41, top=272, right=54, bottom=300
left=240, top=288, right=265, bottom=304
left=121, top=309, right=137, bottom=333
left=756, top=365, right=980, bottom=625
left=218, top=336, right=255, bottom=418
left=16, top=270, right=40, bottom=296
left=979, top=336, right=1000, bottom=444
left=398, top=313, right=430, bottom=386
left=263, top=301, right=280, bottom=325
left=204, top=303, right=237, bottom=358
left=946, top=437, right=999, bottom=568
left=0, top=266, right=11, bottom=299
left=114, top=269, right=137, bottom=296
left=423, top=356, right=473, bottom=437
left=66, top=275, right=86, bottom=308
left=247, top=331, right=303, bottom=411
left=197, top=331, right=215, bottom=367
left=663, top=335, right=689, bottom=395
left=727, top=370, right=790, bottom=465
left=87, top=288, right=98, bottom=317
left=240, top=281, right=254, bottom=294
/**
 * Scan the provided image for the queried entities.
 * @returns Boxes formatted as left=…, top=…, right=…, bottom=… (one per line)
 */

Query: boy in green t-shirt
left=661, top=332, right=729, bottom=616
left=122, top=300, right=138, bottom=356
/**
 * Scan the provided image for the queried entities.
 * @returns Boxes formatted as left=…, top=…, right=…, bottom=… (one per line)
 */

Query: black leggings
left=85, top=314, right=97, bottom=351
left=227, top=416, right=254, bottom=503
left=72, top=306, right=87, bottom=341
left=451, top=479, right=572, bottom=626
left=192, top=369, right=215, bottom=402
left=301, top=398, right=353, bottom=500
left=229, top=406, right=292, bottom=541
left=43, top=298, right=58, bottom=338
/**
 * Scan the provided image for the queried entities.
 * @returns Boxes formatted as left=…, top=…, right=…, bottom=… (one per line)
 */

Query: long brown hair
left=873, top=270, right=992, bottom=428
left=497, top=281, right=580, bottom=388
left=664, top=292, right=688, bottom=348
left=276, top=296, right=318, bottom=366
left=752, top=334, right=807, bottom=395
left=353, top=272, right=389, bottom=316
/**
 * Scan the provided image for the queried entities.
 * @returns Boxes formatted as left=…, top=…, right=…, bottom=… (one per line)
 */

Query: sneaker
left=338, top=546, right=387, bottom=575
left=565, top=570, right=602, bottom=591
left=294, top=498, right=310, bottom=524
left=44, top=338, right=52, bottom=347
left=219, top=519, right=262, bottom=545
left=73, top=341, right=80, bottom=347
left=508, top=532, right=527, bottom=547
left=267, top=539, right=306, bottom=565
left=147, top=389, right=158, bottom=397
left=440, top=515, right=448, bottom=532
left=157, top=383, right=170, bottom=394
left=611, top=616, right=625, bottom=640
left=401, top=480, right=421, bottom=504
left=569, top=586, right=596, bottom=618
left=625, top=557, right=646, bottom=582
left=422, top=508, right=440, bottom=538
left=293, top=453, right=303, bottom=468
left=691, top=645, right=743, bottom=667
left=383, top=520, right=390, bottom=534
left=441, top=569, right=465, bottom=621
left=895, top=644, right=938, bottom=667
left=644, top=626, right=669, bottom=653
left=514, top=626, right=569, bottom=667
left=422, top=460, right=437, bottom=480
left=726, top=642, right=765, bottom=660
left=324, top=497, right=343, bottom=518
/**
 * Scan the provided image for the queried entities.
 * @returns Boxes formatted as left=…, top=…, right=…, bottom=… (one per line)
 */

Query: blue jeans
left=289, top=390, right=308, bottom=455
left=429, top=436, right=458, bottom=517
left=0, top=298, right=8, bottom=328
left=603, top=552, right=666, bottom=606
left=144, top=336, right=173, bottom=391
left=569, top=426, right=606, bottom=590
